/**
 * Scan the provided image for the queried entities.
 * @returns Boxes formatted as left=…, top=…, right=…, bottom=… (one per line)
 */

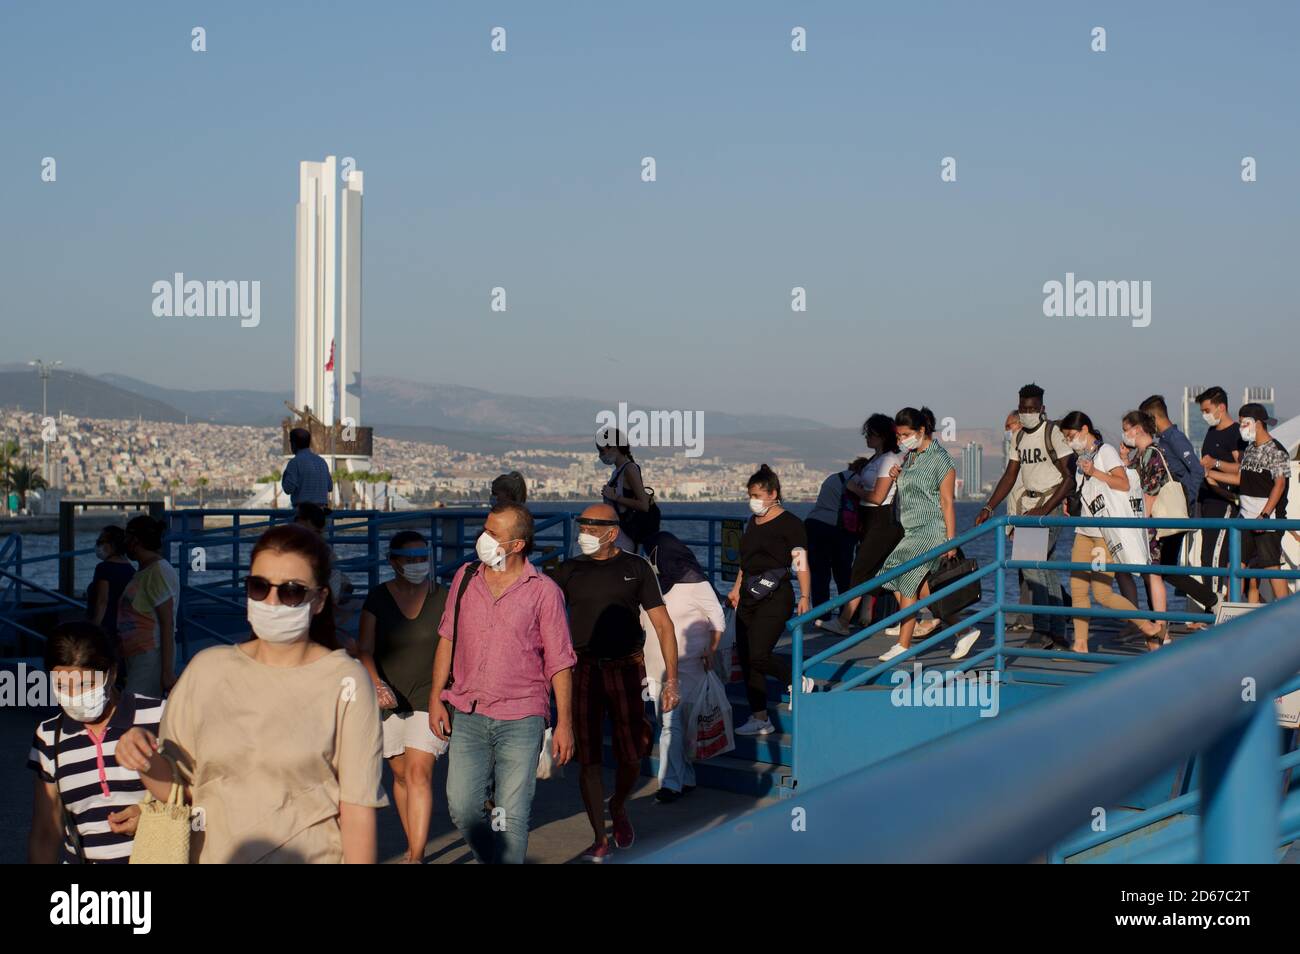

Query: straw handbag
left=130, top=759, right=191, bottom=864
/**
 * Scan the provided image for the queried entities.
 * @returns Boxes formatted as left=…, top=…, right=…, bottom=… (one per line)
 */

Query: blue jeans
left=445, top=710, right=544, bottom=865
left=655, top=676, right=699, bottom=792
left=1021, top=524, right=1065, bottom=638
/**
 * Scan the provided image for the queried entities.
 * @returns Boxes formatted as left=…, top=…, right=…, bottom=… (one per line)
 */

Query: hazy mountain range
left=0, top=365, right=1005, bottom=469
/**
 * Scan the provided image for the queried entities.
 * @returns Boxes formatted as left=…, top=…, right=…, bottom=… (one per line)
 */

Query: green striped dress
left=882, top=439, right=955, bottom=597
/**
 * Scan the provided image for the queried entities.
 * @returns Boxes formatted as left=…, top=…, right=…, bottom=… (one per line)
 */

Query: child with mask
left=116, top=524, right=387, bottom=863
left=27, top=621, right=164, bottom=863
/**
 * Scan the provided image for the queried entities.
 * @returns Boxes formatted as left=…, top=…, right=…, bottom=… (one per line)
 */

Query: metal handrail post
left=367, top=518, right=380, bottom=591
left=791, top=620, right=803, bottom=785
left=995, top=528, right=1006, bottom=673
left=708, top=519, right=717, bottom=585
left=1200, top=700, right=1279, bottom=862
left=177, top=513, right=189, bottom=661
left=1228, top=528, right=1240, bottom=602
left=230, top=513, right=240, bottom=592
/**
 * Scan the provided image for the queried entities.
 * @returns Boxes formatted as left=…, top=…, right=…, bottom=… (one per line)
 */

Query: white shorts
left=382, top=711, right=449, bottom=760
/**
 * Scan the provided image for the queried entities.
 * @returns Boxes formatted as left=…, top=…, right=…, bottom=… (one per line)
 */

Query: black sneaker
left=655, top=787, right=682, bottom=804
left=1026, top=632, right=1052, bottom=649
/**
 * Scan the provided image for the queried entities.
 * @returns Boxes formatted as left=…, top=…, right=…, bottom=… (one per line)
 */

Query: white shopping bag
left=536, top=726, right=564, bottom=780
left=688, top=671, right=736, bottom=761
left=1088, top=468, right=1150, bottom=568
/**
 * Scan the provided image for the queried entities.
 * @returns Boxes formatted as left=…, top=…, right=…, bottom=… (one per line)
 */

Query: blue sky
left=3, top=1, right=1297, bottom=431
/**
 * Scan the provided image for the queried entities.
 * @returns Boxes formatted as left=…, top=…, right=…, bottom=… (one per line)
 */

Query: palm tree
left=139, top=478, right=153, bottom=501
left=10, top=464, right=47, bottom=511
left=196, top=476, right=209, bottom=508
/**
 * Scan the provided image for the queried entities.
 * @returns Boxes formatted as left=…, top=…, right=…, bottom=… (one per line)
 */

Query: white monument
left=291, top=156, right=369, bottom=476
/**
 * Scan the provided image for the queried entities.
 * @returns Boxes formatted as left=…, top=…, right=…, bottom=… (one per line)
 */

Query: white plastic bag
left=1084, top=467, right=1150, bottom=568
left=536, top=726, right=564, bottom=780
left=688, top=671, right=735, bottom=761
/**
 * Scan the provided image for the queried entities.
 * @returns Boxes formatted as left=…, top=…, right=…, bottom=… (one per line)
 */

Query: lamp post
left=28, top=359, right=62, bottom=485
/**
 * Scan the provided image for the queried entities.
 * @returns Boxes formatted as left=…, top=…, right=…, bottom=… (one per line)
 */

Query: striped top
left=896, top=439, right=955, bottom=530
left=28, top=693, right=165, bottom=864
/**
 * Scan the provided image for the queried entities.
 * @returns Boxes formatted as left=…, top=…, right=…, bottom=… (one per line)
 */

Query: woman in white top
left=819, top=414, right=906, bottom=636
left=640, top=533, right=726, bottom=803
left=1059, top=412, right=1164, bottom=654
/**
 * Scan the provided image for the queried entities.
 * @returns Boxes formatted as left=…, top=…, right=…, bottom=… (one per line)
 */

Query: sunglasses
left=244, top=575, right=320, bottom=607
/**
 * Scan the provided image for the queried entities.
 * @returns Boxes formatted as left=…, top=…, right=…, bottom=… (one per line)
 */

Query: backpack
left=609, top=461, right=662, bottom=546
left=1015, top=420, right=1082, bottom=516
left=836, top=472, right=864, bottom=535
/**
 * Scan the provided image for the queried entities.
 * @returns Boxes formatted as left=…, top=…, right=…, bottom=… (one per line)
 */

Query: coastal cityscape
left=0, top=406, right=845, bottom=508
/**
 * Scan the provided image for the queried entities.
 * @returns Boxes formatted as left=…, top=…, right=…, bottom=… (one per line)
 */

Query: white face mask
left=577, top=531, right=608, bottom=555
left=1068, top=436, right=1090, bottom=454
left=749, top=496, right=774, bottom=517
left=398, top=562, right=429, bottom=584
left=1004, top=429, right=1015, bottom=444
left=1019, top=412, right=1043, bottom=429
left=55, top=678, right=109, bottom=723
left=899, top=434, right=921, bottom=452
left=1122, top=432, right=1138, bottom=448
left=247, top=597, right=314, bottom=644
left=95, top=544, right=113, bottom=561
left=1240, top=418, right=1257, bottom=442
left=475, top=532, right=510, bottom=571
left=1202, top=411, right=1221, bottom=427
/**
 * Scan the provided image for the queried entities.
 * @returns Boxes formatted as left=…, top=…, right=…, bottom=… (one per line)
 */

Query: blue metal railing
left=643, top=592, right=1300, bottom=864
left=786, top=513, right=1300, bottom=786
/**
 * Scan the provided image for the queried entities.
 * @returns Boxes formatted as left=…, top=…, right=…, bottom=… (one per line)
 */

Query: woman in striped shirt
left=27, top=621, right=164, bottom=863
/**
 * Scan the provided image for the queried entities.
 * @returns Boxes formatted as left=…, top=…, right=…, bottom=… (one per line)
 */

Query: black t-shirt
left=552, top=550, right=664, bottom=657
left=1199, top=423, right=1247, bottom=515
left=90, top=560, right=136, bottom=639
left=361, top=582, right=448, bottom=715
left=739, top=510, right=807, bottom=585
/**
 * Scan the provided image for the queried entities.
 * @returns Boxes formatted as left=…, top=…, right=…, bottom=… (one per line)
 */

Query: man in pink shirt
left=430, top=504, right=575, bottom=864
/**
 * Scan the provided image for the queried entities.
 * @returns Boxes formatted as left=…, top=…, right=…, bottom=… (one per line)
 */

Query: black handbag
left=926, top=548, right=981, bottom=619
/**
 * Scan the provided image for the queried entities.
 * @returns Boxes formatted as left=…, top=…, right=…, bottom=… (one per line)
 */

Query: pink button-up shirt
left=438, top=560, right=576, bottom=722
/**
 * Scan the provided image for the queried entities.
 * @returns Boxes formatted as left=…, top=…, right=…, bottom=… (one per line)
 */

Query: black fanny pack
left=745, top=567, right=789, bottom=601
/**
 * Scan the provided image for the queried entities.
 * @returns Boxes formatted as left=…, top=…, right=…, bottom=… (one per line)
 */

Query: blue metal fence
left=643, top=591, right=1300, bottom=864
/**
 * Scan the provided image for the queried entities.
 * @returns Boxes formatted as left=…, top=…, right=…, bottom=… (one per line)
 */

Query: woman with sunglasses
left=116, top=524, right=387, bottom=863
left=357, top=530, right=448, bottom=864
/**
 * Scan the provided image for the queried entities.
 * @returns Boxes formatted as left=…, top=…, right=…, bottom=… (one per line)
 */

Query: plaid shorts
left=574, top=652, right=653, bottom=767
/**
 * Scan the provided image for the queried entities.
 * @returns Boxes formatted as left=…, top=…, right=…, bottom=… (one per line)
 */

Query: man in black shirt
left=552, top=504, right=679, bottom=863
left=1196, top=387, right=1247, bottom=612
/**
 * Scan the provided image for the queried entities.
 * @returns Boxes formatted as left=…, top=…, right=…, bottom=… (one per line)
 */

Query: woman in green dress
left=878, top=407, right=981, bottom=662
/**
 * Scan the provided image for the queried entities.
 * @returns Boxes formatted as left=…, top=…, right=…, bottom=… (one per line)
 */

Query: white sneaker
left=735, top=716, right=775, bottom=736
left=950, top=628, right=981, bottom=660
left=816, top=618, right=852, bottom=636
left=879, top=643, right=907, bottom=662
left=886, top=623, right=902, bottom=637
